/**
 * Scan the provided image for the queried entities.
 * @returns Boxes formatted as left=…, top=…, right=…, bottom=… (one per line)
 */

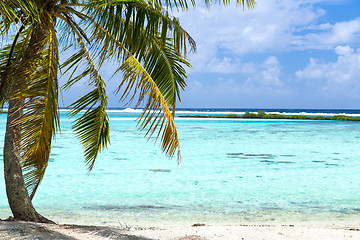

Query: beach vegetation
left=181, top=112, right=360, bottom=121
left=311, top=116, right=326, bottom=120
left=330, top=115, right=360, bottom=121
left=0, top=0, right=256, bottom=223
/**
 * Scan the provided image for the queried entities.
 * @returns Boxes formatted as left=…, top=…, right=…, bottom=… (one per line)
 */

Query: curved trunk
left=3, top=24, right=54, bottom=223
left=3, top=99, right=53, bottom=223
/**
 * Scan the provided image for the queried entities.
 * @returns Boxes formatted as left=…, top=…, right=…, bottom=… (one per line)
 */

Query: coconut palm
left=0, top=0, right=255, bottom=223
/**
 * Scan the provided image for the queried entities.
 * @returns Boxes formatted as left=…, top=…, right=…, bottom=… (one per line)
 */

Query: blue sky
left=62, top=0, right=360, bottom=109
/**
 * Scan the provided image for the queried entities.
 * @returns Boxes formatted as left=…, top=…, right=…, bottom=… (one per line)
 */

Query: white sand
left=1, top=220, right=360, bottom=240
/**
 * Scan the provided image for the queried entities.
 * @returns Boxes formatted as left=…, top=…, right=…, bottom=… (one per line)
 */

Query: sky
left=61, top=0, right=360, bottom=109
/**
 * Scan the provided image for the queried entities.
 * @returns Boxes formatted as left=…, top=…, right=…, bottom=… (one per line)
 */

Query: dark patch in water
left=84, top=205, right=120, bottom=210
left=260, top=206, right=282, bottom=211
left=256, top=175, right=263, bottom=178
left=333, top=152, right=341, bottom=155
left=312, top=160, right=326, bottom=163
left=85, top=205, right=166, bottom=211
left=138, top=205, right=166, bottom=209
left=49, top=158, right=55, bottom=162
left=310, top=151, right=319, bottom=153
left=259, top=156, right=275, bottom=159
left=228, top=156, right=248, bottom=159
left=353, top=208, right=360, bottom=212
left=226, top=153, right=244, bottom=156
left=325, top=163, right=340, bottom=166
left=244, top=153, right=273, bottom=157
left=279, top=154, right=296, bottom=157
left=149, top=169, right=171, bottom=173
left=260, top=160, right=275, bottom=163
left=52, top=146, right=63, bottom=149
left=276, top=161, right=294, bottom=164
left=114, top=157, right=129, bottom=161
left=236, top=176, right=243, bottom=178
left=332, top=158, right=341, bottom=161
left=245, top=130, right=259, bottom=134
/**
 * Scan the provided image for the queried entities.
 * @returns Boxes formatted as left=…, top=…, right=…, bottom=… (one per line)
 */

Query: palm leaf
left=77, top=3, right=191, bottom=161
left=62, top=38, right=110, bottom=171
left=0, top=1, right=18, bottom=33
left=11, top=20, right=59, bottom=199
left=0, top=26, right=32, bottom=107
left=87, top=3, right=191, bottom=106
left=119, top=53, right=183, bottom=161
left=85, top=0, right=196, bottom=59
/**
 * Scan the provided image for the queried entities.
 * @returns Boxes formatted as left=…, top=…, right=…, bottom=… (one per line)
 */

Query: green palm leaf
left=84, top=11, right=190, bottom=161
left=86, top=0, right=196, bottom=59
left=120, top=55, right=183, bottom=161
left=10, top=21, right=59, bottom=199
left=0, top=27, right=32, bottom=107
left=62, top=38, right=110, bottom=171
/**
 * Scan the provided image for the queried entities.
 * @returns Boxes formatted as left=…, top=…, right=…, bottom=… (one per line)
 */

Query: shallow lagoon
left=1, top=110, right=360, bottom=225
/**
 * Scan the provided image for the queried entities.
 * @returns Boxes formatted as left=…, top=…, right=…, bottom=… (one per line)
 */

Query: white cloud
left=244, top=56, right=285, bottom=90
left=334, top=45, right=354, bottom=56
left=202, top=57, right=242, bottom=73
left=186, top=56, right=290, bottom=97
left=174, top=0, right=360, bottom=73
left=182, top=0, right=322, bottom=54
left=295, top=18, right=360, bottom=49
left=296, top=45, right=360, bottom=96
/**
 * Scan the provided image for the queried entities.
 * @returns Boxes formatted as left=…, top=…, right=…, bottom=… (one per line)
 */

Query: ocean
left=1, top=108, right=360, bottom=226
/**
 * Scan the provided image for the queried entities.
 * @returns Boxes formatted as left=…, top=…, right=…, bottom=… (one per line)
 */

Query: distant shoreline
left=179, top=110, right=360, bottom=121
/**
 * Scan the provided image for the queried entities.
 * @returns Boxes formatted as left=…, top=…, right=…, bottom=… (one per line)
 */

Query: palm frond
left=141, top=37, right=189, bottom=108
left=86, top=0, right=196, bottom=59
left=0, top=1, right=18, bottom=34
left=62, top=38, right=110, bottom=171
left=87, top=4, right=191, bottom=106
left=0, top=0, right=42, bottom=31
left=11, top=21, right=59, bottom=199
left=240, top=0, right=256, bottom=9
left=0, top=26, right=32, bottom=107
left=118, top=53, right=183, bottom=161
left=80, top=3, right=191, bottom=161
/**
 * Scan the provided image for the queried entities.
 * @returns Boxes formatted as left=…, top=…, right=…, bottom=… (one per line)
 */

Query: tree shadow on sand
left=0, top=220, right=153, bottom=240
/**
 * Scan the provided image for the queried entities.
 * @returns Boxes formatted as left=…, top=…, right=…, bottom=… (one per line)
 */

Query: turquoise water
left=1, top=110, right=360, bottom=225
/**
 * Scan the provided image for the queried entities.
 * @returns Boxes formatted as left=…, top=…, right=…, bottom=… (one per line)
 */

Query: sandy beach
left=1, top=220, right=360, bottom=240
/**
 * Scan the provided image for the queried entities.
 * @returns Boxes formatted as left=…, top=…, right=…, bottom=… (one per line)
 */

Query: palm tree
left=0, top=0, right=255, bottom=223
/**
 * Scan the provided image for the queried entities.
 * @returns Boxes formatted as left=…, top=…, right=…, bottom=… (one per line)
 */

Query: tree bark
left=3, top=99, right=53, bottom=223
left=3, top=23, right=54, bottom=223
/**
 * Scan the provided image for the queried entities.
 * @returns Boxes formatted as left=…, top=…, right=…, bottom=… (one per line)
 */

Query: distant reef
left=179, top=110, right=360, bottom=121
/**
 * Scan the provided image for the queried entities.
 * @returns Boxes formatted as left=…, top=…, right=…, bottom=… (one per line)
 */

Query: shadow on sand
left=0, top=220, right=153, bottom=240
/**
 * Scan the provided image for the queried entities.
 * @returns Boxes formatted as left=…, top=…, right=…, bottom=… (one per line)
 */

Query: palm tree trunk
left=3, top=24, right=54, bottom=223
left=3, top=98, right=53, bottom=223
